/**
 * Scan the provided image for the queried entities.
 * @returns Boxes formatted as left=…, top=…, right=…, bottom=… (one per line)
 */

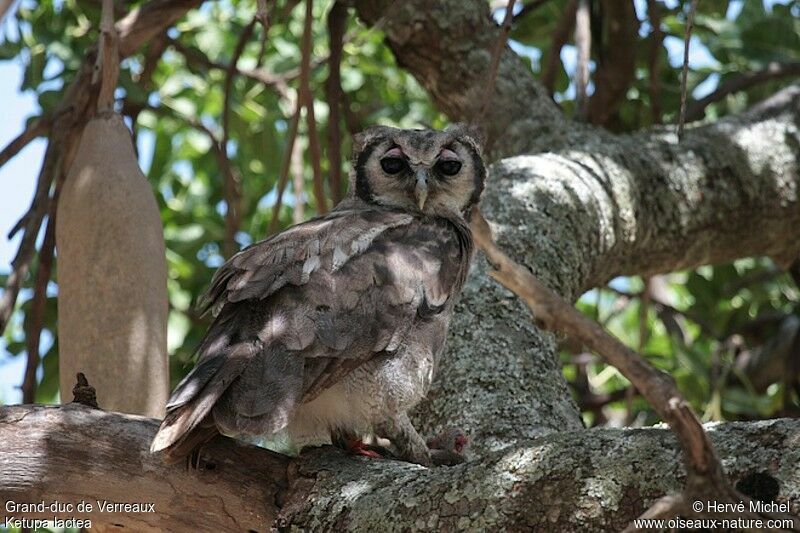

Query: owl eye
left=435, top=159, right=462, bottom=176
left=380, top=157, right=407, bottom=174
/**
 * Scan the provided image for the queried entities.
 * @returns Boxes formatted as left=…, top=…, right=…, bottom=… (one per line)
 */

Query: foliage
left=0, top=0, right=798, bottom=432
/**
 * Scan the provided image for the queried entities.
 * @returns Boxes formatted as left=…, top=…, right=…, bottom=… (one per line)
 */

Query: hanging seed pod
left=56, top=112, right=169, bottom=417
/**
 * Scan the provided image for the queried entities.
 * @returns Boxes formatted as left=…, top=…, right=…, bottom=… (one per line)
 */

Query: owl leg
left=376, top=413, right=431, bottom=466
left=331, top=428, right=384, bottom=458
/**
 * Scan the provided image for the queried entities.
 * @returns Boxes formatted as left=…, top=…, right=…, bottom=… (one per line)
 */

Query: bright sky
left=0, top=0, right=790, bottom=405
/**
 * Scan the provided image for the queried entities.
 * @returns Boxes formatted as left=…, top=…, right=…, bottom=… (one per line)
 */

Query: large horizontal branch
left=0, top=404, right=286, bottom=530
left=3, top=404, right=799, bottom=531
left=484, top=84, right=800, bottom=300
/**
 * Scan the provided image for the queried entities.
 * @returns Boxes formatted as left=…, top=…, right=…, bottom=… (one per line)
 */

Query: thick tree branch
left=3, top=404, right=798, bottom=530
left=0, top=404, right=286, bottom=530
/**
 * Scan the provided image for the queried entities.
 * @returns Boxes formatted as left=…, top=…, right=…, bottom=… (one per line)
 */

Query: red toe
left=346, top=439, right=383, bottom=459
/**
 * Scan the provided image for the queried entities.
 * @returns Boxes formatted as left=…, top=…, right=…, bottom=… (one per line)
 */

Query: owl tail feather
left=150, top=333, right=258, bottom=461
left=151, top=416, right=219, bottom=464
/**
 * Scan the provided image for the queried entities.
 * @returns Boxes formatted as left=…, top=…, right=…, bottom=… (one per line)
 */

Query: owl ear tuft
left=352, top=125, right=393, bottom=156
left=449, top=123, right=486, bottom=155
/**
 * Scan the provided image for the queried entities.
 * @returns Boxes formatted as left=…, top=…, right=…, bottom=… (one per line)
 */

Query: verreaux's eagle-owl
left=151, top=124, right=485, bottom=465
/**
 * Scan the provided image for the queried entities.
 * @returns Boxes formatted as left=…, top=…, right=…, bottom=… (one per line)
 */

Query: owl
left=150, top=124, right=485, bottom=466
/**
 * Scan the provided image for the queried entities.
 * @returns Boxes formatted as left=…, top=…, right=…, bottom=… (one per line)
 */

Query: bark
left=0, top=404, right=286, bottom=531
left=2, top=404, right=798, bottom=531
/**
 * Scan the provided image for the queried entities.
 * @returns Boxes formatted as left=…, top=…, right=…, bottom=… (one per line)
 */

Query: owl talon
left=346, top=438, right=384, bottom=459
left=427, top=427, right=469, bottom=466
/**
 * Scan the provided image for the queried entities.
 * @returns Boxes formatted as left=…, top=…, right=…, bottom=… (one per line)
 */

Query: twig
left=472, top=211, right=718, bottom=473
left=221, top=19, right=257, bottom=257
left=476, top=0, right=516, bottom=127
left=22, top=165, right=64, bottom=403
left=512, top=0, right=550, bottom=22
left=268, top=102, right=302, bottom=233
left=471, top=210, right=799, bottom=529
left=325, top=1, right=347, bottom=205
left=94, top=0, right=120, bottom=113
left=541, top=0, right=577, bottom=96
left=0, top=116, right=51, bottom=171
left=0, top=0, right=17, bottom=26
left=169, top=38, right=321, bottom=102
left=646, top=0, right=663, bottom=124
left=299, top=0, right=328, bottom=214
left=573, top=0, right=590, bottom=121
left=256, top=0, right=269, bottom=26
left=222, top=19, right=257, bottom=148
left=605, top=284, right=721, bottom=340
left=291, top=129, right=305, bottom=224
left=677, top=0, right=698, bottom=141
left=685, top=61, right=800, bottom=122
left=0, top=145, right=59, bottom=336
left=578, top=387, right=633, bottom=413
left=128, top=31, right=169, bottom=147
left=254, top=0, right=273, bottom=68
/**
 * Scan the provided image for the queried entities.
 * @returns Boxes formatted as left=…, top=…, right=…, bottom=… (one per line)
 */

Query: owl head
left=350, top=124, right=486, bottom=217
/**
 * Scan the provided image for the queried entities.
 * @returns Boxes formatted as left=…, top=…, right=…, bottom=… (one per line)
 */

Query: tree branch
left=678, top=0, right=698, bottom=141
left=0, top=116, right=51, bottom=172
left=0, top=404, right=286, bottom=530
left=325, top=1, right=347, bottom=204
left=476, top=0, right=516, bottom=129
left=300, top=0, right=328, bottom=213
left=685, top=61, right=800, bottom=122
left=646, top=0, right=663, bottom=123
left=220, top=19, right=256, bottom=257
left=269, top=101, right=302, bottom=233
left=587, top=0, right=638, bottom=126
left=573, top=0, right=590, bottom=121
left=541, top=0, right=577, bottom=97
left=21, top=167, right=63, bottom=404
left=512, top=0, right=550, bottom=23
left=2, top=403, right=799, bottom=530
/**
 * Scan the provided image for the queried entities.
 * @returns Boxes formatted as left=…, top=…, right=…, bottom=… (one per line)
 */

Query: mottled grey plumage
left=151, top=124, right=485, bottom=465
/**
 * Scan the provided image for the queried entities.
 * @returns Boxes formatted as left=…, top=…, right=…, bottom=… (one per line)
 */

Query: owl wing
left=151, top=206, right=469, bottom=458
left=200, top=207, right=414, bottom=316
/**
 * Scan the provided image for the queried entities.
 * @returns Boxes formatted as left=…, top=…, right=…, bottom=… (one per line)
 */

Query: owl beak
left=414, top=170, right=429, bottom=210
